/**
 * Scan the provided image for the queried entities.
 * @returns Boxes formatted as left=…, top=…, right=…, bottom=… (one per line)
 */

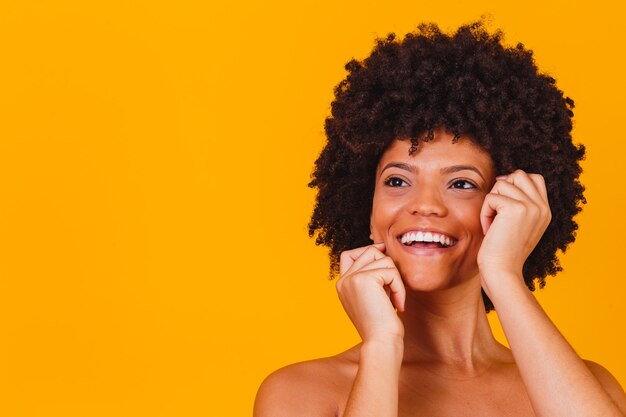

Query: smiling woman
left=253, top=20, right=626, bottom=417
left=371, top=134, right=494, bottom=293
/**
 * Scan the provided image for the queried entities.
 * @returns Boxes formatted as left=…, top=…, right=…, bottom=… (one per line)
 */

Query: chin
left=396, top=261, right=479, bottom=293
left=397, top=266, right=455, bottom=292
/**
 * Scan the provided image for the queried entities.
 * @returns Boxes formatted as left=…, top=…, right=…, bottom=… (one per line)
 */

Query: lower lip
left=397, top=240, right=455, bottom=256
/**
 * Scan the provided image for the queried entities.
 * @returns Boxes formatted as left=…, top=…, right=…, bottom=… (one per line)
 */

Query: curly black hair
left=307, top=20, right=586, bottom=312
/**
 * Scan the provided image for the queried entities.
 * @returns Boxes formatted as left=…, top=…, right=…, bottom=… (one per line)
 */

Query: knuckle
left=336, top=276, right=345, bottom=290
left=531, top=173, right=545, bottom=183
left=512, top=168, right=526, bottom=177
left=544, top=207, right=553, bottom=223
left=351, top=272, right=371, bottom=286
left=365, top=246, right=381, bottom=256
left=384, top=256, right=397, bottom=269
left=339, top=257, right=349, bottom=272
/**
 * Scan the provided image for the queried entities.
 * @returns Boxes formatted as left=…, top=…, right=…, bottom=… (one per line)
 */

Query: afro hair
left=308, top=20, right=586, bottom=312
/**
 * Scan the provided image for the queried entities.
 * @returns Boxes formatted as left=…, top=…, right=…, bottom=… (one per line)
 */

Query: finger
left=339, top=242, right=385, bottom=276
left=490, top=178, right=547, bottom=221
left=491, top=178, right=532, bottom=202
left=355, top=266, right=406, bottom=312
left=343, top=244, right=387, bottom=277
left=480, top=192, right=524, bottom=235
left=480, top=193, right=497, bottom=235
left=385, top=268, right=406, bottom=312
left=353, top=256, right=397, bottom=273
left=499, top=169, right=544, bottom=203
left=495, top=172, right=550, bottom=220
left=528, top=173, right=549, bottom=202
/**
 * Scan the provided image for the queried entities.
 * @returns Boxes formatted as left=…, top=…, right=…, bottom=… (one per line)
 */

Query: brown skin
left=255, top=130, right=626, bottom=417
left=254, top=347, right=622, bottom=416
left=255, top=348, right=535, bottom=417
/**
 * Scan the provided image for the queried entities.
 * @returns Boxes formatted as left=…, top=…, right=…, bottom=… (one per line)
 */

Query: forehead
left=377, top=137, right=495, bottom=175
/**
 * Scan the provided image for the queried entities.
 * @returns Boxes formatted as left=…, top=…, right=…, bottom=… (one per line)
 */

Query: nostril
left=408, top=197, right=448, bottom=217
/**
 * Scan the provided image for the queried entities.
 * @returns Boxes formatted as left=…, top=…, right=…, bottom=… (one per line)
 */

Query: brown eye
left=451, top=180, right=476, bottom=189
left=384, top=177, right=409, bottom=187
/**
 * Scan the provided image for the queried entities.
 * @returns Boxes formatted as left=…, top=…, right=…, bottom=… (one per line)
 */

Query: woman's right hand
left=337, top=242, right=406, bottom=345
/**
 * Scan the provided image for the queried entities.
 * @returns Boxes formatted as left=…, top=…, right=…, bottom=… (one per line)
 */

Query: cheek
left=453, top=198, right=486, bottom=237
left=370, top=194, right=401, bottom=238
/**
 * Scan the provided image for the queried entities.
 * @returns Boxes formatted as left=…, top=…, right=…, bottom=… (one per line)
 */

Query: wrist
left=361, top=338, right=404, bottom=362
left=482, top=270, right=533, bottom=306
left=359, top=341, right=404, bottom=377
left=478, top=261, right=523, bottom=278
left=481, top=268, right=525, bottom=288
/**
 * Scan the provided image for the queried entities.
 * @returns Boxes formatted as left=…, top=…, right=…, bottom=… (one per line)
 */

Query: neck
left=398, top=278, right=506, bottom=372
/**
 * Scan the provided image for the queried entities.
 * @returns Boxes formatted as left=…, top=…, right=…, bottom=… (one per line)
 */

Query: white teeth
left=400, top=231, right=456, bottom=247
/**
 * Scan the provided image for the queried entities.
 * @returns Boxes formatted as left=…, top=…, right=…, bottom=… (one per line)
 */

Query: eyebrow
left=380, top=163, right=486, bottom=181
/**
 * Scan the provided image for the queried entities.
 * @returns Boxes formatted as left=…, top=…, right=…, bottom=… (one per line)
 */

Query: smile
left=399, top=230, right=458, bottom=248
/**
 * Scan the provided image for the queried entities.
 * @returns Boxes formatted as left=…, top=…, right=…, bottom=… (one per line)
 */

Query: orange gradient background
left=0, top=1, right=624, bottom=416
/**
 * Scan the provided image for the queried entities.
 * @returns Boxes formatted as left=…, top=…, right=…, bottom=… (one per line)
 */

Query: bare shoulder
left=584, top=359, right=626, bottom=413
left=254, top=351, right=358, bottom=417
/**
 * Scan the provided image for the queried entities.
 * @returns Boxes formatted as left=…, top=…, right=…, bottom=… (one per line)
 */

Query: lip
left=395, top=227, right=458, bottom=256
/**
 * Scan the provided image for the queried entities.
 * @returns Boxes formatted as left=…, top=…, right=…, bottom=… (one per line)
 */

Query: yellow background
left=0, top=1, right=624, bottom=416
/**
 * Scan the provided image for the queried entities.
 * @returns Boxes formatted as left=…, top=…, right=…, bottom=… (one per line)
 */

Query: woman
left=254, top=21, right=626, bottom=416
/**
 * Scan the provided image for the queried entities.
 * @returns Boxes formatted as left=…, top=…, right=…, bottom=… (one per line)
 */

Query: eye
left=384, top=176, right=409, bottom=187
left=450, top=179, right=477, bottom=190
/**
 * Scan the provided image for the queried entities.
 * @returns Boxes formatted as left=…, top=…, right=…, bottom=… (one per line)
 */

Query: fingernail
left=496, top=175, right=508, bottom=180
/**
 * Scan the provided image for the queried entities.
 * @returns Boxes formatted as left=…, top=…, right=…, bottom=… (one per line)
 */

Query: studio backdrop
left=0, top=1, right=624, bottom=416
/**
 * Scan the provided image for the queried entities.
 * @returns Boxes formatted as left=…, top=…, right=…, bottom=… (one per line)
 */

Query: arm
left=343, top=340, right=403, bottom=417
left=478, top=170, right=626, bottom=417
left=336, top=243, right=406, bottom=417
left=253, top=342, right=405, bottom=417
left=489, top=271, right=626, bottom=416
left=254, top=243, right=407, bottom=417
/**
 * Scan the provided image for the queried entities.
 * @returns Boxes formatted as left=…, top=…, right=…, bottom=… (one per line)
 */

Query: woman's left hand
left=477, top=169, right=552, bottom=297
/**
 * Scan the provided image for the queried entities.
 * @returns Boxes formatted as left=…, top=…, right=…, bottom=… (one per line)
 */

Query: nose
left=407, top=186, right=448, bottom=217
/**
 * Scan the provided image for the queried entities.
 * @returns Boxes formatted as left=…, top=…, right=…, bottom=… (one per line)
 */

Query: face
left=370, top=130, right=495, bottom=291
